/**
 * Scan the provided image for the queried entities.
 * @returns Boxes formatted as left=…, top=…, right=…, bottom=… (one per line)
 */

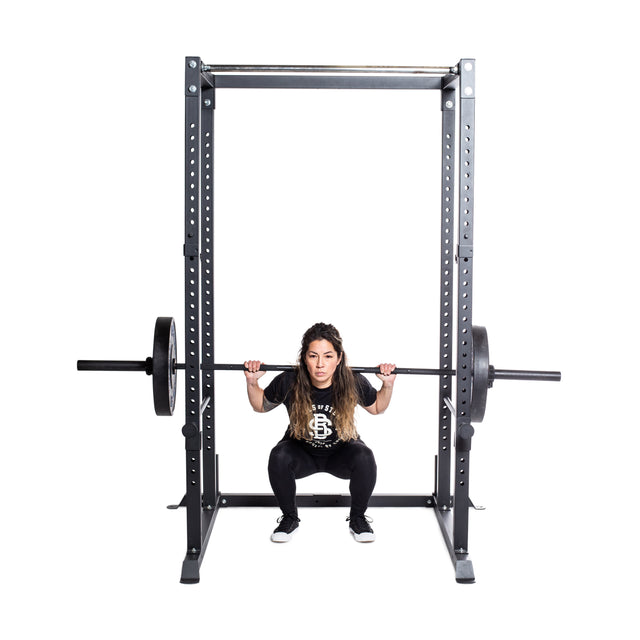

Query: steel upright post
left=436, top=85, right=456, bottom=509
left=453, top=59, right=476, bottom=567
left=200, top=81, right=217, bottom=508
left=182, top=56, right=204, bottom=582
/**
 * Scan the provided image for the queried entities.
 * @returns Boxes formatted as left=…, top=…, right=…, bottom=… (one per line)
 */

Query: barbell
left=77, top=316, right=560, bottom=420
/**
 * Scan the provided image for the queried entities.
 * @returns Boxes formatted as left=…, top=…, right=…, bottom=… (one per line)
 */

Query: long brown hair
left=289, top=323, right=359, bottom=442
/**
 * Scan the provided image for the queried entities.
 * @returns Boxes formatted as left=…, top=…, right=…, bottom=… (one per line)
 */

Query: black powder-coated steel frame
left=178, top=57, right=477, bottom=584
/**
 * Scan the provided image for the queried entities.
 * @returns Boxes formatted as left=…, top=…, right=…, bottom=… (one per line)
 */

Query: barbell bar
left=77, top=317, right=561, bottom=420
left=197, top=362, right=560, bottom=381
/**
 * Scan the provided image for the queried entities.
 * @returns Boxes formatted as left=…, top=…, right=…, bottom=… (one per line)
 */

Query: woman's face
left=304, top=339, right=342, bottom=388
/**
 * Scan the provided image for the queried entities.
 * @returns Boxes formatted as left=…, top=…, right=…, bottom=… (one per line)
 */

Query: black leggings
left=268, top=439, right=377, bottom=518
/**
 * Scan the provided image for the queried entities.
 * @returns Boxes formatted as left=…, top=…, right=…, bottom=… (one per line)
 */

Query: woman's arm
left=244, top=360, right=266, bottom=412
left=364, top=363, right=396, bottom=415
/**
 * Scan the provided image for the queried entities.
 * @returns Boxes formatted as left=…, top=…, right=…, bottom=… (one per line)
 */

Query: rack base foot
left=455, top=558, right=475, bottom=583
left=180, top=553, right=201, bottom=584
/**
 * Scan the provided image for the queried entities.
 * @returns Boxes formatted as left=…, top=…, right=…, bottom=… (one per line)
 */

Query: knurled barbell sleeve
left=491, top=369, right=561, bottom=382
left=77, top=360, right=151, bottom=373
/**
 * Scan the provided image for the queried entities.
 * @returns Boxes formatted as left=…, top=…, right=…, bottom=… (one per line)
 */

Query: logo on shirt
left=309, top=413, right=333, bottom=440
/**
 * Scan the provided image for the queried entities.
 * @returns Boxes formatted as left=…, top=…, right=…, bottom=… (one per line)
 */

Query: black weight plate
left=470, top=326, right=489, bottom=423
left=153, top=317, right=177, bottom=416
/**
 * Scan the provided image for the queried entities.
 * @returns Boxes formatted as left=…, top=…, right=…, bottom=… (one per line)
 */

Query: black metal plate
left=153, top=317, right=177, bottom=416
left=470, top=326, right=489, bottom=422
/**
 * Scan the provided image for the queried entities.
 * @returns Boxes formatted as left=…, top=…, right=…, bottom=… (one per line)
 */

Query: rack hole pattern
left=201, top=85, right=215, bottom=454
left=452, top=60, right=476, bottom=552
left=458, top=115, right=475, bottom=419
left=185, top=59, right=201, bottom=425
left=437, top=86, right=456, bottom=507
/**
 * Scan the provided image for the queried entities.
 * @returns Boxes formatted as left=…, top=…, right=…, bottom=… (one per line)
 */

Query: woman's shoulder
left=264, top=369, right=297, bottom=403
left=353, top=371, right=373, bottom=387
left=270, top=369, right=297, bottom=388
left=352, top=371, right=377, bottom=404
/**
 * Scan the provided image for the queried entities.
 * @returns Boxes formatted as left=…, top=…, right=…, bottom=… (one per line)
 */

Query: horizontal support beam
left=202, top=64, right=455, bottom=75
left=219, top=493, right=434, bottom=508
left=213, top=75, right=445, bottom=90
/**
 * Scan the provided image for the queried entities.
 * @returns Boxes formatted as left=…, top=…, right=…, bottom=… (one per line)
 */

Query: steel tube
left=79, top=360, right=561, bottom=382
left=201, top=64, right=455, bottom=75
left=77, top=360, right=147, bottom=372
left=205, top=363, right=450, bottom=375
left=491, top=369, right=562, bottom=382
left=214, top=75, right=445, bottom=90
left=443, top=396, right=457, bottom=417
left=209, top=363, right=561, bottom=381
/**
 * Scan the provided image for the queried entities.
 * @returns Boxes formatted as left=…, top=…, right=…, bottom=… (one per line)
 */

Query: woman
left=245, top=322, right=396, bottom=543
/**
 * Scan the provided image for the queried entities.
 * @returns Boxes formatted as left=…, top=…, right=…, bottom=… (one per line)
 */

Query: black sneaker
left=271, top=513, right=300, bottom=542
left=347, top=514, right=375, bottom=542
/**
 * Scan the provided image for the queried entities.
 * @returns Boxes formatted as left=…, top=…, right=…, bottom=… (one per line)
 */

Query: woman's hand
left=364, top=363, right=397, bottom=415
left=376, top=363, right=397, bottom=386
left=244, top=360, right=266, bottom=383
left=244, top=360, right=266, bottom=412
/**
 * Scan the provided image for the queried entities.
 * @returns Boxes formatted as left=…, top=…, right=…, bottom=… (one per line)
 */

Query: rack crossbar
left=218, top=493, right=434, bottom=508
left=203, top=64, right=454, bottom=74
left=213, top=75, right=446, bottom=90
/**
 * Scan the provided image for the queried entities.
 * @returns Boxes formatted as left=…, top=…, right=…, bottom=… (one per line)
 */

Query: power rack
left=78, top=58, right=561, bottom=584
left=184, top=57, right=476, bottom=583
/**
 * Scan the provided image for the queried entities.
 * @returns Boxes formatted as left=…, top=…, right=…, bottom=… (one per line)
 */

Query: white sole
left=271, top=529, right=297, bottom=543
left=349, top=528, right=376, bottom=543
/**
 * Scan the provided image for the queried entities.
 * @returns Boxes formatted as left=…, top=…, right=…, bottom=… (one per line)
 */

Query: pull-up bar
left=200, top=64, right=456, bottom=74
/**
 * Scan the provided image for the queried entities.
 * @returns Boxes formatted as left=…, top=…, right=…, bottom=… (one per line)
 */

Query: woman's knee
left=349, top=442, right=377, bottom=471
left=268, top=441, right=296, bottom=471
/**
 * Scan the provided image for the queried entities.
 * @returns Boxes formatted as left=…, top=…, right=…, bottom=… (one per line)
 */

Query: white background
left=2, top=1, right=637, bottom=637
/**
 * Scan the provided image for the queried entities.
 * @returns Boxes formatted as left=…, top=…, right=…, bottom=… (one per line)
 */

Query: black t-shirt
left=264, top=371, right=377, bottom=454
